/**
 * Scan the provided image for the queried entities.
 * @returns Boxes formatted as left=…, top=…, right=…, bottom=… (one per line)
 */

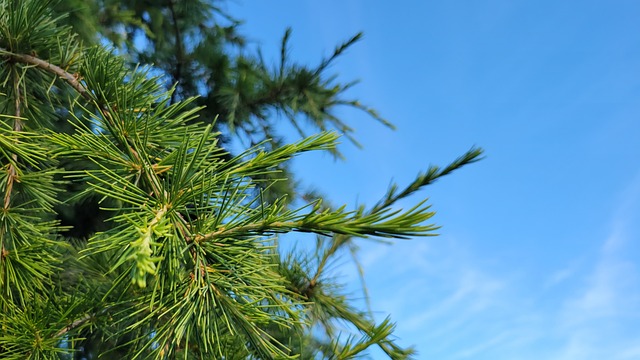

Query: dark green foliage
left=0, top=0, right=482, bottom=359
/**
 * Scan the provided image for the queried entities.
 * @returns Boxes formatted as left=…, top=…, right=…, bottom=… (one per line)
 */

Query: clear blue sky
left=229, top=1, right=640, bottom=359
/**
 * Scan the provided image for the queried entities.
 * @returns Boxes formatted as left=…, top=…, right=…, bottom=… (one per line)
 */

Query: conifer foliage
left=0, top=0, right=482, bottom=358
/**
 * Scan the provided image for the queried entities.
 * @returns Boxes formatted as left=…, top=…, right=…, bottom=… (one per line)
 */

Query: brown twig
left=3, top=72, right=21, bottom=210
left=54, top=304, right=115, bottom=337
left=1, top=48, right=91, bottom=102
left=55, top=313, right=93, bottom=337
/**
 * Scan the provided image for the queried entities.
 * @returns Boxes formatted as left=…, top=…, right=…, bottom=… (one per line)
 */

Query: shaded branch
left=55, top=313, right=92, bottom=337
left=167, top=0, right=185, bottom=104
left=55, top=306, right=113, bottom=337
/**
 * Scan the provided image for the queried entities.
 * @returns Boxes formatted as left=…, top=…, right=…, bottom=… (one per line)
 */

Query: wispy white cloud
left=356, top=236, right=522, bottom=358
left=550, top=171, right=640, bottom=360
left=544, top=259, right=584, bottom=289
left=402, top=267, right=505, bottom=333
left=356, top=170, right=640, bottom=359
left=552, top=229, right=640, bottom=359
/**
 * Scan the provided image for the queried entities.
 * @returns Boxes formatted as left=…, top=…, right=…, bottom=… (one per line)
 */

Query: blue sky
left=229, top=1, right=640, bottom=359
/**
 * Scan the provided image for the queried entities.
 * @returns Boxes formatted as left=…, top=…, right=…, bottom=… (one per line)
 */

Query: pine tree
left=0, top=0, right=482, bottom=359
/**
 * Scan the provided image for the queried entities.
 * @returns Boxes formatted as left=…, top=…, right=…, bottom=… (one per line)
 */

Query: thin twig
left=1, top=48, right=91, bottom=102
left=167, top=0, right=184, bottom=104
left=3, top=74, right=21, bottom=210
left=55, top=313, right=93, bottom=337
left=55, top=305, right=113, bottom=337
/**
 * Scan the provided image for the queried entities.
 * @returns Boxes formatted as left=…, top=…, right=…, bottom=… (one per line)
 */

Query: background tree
left=0, top=0, right=481, bottom=359
left=52, top=0, right=392, bottom=208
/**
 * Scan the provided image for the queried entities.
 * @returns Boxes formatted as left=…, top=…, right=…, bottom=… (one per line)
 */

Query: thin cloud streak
left=358, top=171, right=640, bottom=359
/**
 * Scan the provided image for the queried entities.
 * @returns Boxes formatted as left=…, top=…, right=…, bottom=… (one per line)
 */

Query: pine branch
left=314, top=32, right=363, bottom=76
left=373, top=147, right=484, bottom=212
left=0, top=47, right=91, bottom=102
left=0, top=1, right=486, bottom=357
left=195, top=201, right=437, bottom=244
